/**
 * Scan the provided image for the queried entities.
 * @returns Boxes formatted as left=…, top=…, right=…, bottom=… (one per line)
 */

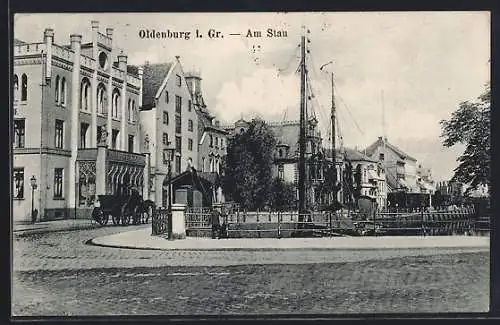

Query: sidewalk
left=13, top=219, right=99, bottom=234
left=90, top=228, right=491, bottom=251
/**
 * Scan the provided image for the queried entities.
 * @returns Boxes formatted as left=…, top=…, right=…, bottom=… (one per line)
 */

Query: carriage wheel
left=92, top=208, right=106, bottom=226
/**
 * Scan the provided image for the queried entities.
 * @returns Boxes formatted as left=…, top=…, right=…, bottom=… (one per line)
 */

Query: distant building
left=416, top=164, right=436, bottom=194
left=185, top=70, right=228, bottom=205
left=13, top=21, right=144, bottom=222
left=365, top=136, right=419, bottom=193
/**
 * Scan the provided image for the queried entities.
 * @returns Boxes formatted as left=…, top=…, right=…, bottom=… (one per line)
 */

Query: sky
left=13, top=12, right=490, bottom=182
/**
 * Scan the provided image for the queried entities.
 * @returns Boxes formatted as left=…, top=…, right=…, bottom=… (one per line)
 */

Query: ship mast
left=298, top=33, right=307, bottom=218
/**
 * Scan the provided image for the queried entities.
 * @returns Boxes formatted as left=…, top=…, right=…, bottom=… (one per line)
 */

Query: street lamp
left=163, top=144, right=175, bottom=240
left=30, top=175, right=37, bottom=223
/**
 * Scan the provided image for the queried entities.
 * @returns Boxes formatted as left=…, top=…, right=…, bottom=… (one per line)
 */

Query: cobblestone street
left=12, top=225, right=490, bottom=315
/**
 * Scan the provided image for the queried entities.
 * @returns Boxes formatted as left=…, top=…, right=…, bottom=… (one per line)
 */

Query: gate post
left=171, top=203, right=187, bottom=239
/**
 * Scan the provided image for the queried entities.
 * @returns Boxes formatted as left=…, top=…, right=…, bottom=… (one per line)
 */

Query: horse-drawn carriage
left=91, top=191, right=155, bottom=226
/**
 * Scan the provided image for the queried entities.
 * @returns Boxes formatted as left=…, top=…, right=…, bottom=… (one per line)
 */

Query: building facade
left=365, top=136, right=418, bottom=193
left=138, top=59, right=199, bottom=207
left=13, top=21, right=145, bottom=222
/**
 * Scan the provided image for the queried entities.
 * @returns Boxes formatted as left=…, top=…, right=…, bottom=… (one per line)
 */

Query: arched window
left=97, top=83, right=106, bottom=114
left=13, top=75, right=19, bottom=101
left=55, top=75, right=60, bottom=103
left=132, top=100, right=136, bottom=122
left=128, top=99, right=132, bottom=122
left=112, top=89, right=120, bottom=118
left=60, top=77, right=66, bottom=105
left=21, top=74, right=28, bottom=101
left=80, top=78, right=90, bottom=111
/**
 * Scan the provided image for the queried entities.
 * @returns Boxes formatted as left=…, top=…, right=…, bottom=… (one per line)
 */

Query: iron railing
left=151, top=207, right=171, bottom=236
left=184, top=206, right=479, bottom=238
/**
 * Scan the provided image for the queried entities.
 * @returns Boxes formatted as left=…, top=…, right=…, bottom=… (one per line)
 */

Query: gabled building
left=365, top=136, right=418, bottom=193
left=13, top=21, right=145, bottom=222
left=185, top=70, right=228, bottom=205
left=324, top=147, right=387, bottom=210
left=138, top=58, right=199, bottom=207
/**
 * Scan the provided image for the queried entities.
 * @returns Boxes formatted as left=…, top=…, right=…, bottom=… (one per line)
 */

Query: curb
left=14, top=225, right=100, bottom=236
left=87, top=237, right=490, bottom=252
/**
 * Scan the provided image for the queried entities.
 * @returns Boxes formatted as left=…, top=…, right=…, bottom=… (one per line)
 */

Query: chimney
left=91, top=20, right=99, bottom=58
left=43, top=28, right=54, bottom=80
left=117, top=50, right=127, bottom=71
left=106, top=27, right=113, bottom=39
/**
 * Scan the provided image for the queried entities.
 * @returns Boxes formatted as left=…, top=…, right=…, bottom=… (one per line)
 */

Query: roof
left=323, top=147, right=377, bottom=163
left=14, top=39, right=26, bottom=45
left=269, top=122, right=300, bottom=159
left=365, top=137, right=417, bottom=162
left=138, top=62, right=174, bottom=109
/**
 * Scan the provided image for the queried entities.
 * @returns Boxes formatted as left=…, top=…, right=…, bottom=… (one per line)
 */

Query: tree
left=223, top=118, right=277, bottom=210
left=440, top=84, right=490, bottom=194
left=269, top=178, right=296, bottom=211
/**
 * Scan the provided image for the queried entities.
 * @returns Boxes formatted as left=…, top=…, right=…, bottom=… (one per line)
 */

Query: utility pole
left=298, top=34, right=307, bottom=220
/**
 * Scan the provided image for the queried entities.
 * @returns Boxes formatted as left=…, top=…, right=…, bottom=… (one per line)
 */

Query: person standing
left=211, top=207, right=221, bottom=239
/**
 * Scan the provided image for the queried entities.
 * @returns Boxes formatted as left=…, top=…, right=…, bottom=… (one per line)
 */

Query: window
left=97, top=83, right=106, bottom=114
left=188, top=138, right=193, bottom=151
left=54, top=168, right=63, bottom=198
left=201, top=157, right=205, bottom=172
left=165, top=91, right=169, bottom=103
left=13, top=168, right=24, bottom=199
left=80, top=79, right=90, bottom=111
left=379, top=153, right=385, bottom=161
left=175, top=136, right=181, bottom=153
left=60, top=77, right=66, bottom=106
left=279, top=149, right=283, bottom=157
left=175, top=115, right=181, bottom=134
left=175, top=155, right=181, bottom=174
left=221, top=138, right=224, bottom=148
left=13, top=75, right=19, bottom=101
left=80, top=123, right=89, bottom=148
left=55, top=119, right=64, bottom=149
left=163, top=111, right=169, bottom=125
left=176, top=74, right=181, bottom=87
left=162, top=133, right=169, bottom=146
left=14, top=119, right=25, bottom=148
left=111, top=129, right=119, bottom=149
left=131, top=100, right=136, bottom=122
left=209, top=158, right=214, bottom=172
left=128, top=135, right=134, bottom=153
left=188, top=99, right=192, bottom=112
left=278, top=164, right=284, bottom=180
left=215, top=137, right=219, bottom=148
left=175, top=95, right=182, bottom=113
left=55, top=76, right=60, bottom=103
left=21, top=74, right=28, bottom=101
left=112, top=89, right=120, bottom=118
left=209, top=135, right=213, bottom=147
left=128, top=99, right=133, bottom=122
left=188, top=119, right=193, bottom=131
